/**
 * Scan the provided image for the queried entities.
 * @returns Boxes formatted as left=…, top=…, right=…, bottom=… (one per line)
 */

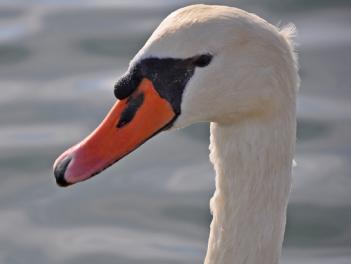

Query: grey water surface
left=0, top=1, right=351, bottom=263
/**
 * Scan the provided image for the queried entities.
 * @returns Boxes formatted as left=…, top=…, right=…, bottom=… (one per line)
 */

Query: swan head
left=53, top=5, right=298, bottom=186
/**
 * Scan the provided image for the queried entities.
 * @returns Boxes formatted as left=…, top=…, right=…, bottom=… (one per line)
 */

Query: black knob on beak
left=114, top=67, right=142, bottom=100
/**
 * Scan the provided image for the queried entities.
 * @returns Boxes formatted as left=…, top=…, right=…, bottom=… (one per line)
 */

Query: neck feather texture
left=204, top=108, right=296, bottom=264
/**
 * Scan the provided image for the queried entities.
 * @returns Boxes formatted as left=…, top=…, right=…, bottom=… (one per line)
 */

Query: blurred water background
left=0, top=0, right=351, bottom=263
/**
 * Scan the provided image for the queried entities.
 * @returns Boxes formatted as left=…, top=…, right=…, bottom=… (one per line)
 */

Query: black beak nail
left=54, top=156, right=72, bottom=187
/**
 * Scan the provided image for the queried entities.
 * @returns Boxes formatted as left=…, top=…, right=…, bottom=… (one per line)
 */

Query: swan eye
left=193, top=54, right=212, bottom=67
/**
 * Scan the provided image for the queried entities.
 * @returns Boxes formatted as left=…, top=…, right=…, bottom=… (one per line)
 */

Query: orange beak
left=53, top=78, right=176, bottom=186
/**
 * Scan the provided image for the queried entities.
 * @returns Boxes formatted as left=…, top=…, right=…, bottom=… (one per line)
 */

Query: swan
left=53, top=4, right=299, bottom=264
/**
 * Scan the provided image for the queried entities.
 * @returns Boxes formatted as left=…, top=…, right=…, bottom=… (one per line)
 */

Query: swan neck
left=205, top=113, right=295, bottom=264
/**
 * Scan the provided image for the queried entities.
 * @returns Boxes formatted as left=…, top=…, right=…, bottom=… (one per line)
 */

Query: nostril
left=54, top=155, right=72, bottom=187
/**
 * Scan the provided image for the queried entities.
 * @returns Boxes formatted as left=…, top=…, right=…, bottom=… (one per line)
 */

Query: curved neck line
left=204, top=112, right=295, bottom=264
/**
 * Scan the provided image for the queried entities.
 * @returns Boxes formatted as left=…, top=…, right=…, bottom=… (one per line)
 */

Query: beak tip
left=53, top=155, right=73, bottom=187
left=55, top=175, right=72, bottom=188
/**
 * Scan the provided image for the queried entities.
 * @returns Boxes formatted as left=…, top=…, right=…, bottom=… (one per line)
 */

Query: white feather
left=133, top=5, right=299, bottom=264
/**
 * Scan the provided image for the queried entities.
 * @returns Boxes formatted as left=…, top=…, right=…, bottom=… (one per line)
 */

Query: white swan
left=53, top=5, right=299, bottom=264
